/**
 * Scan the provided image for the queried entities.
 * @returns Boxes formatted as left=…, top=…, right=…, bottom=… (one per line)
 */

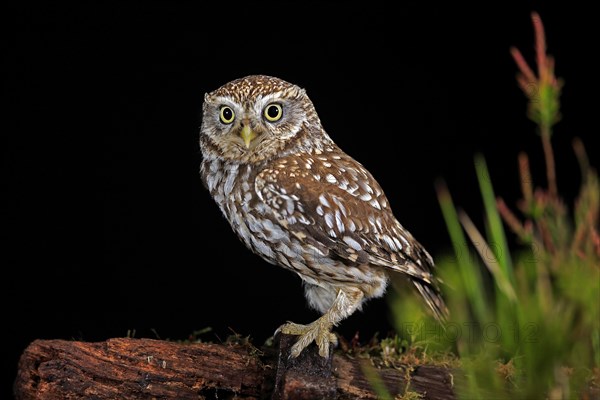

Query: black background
left=3, top=2, right=598, bottom=397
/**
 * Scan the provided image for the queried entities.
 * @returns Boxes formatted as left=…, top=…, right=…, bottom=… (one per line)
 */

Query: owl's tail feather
left=412, top=280, right=449, bottom=323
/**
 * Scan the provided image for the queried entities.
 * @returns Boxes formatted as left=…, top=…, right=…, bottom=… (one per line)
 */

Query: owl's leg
left=277, top=287, right=364, bottom=358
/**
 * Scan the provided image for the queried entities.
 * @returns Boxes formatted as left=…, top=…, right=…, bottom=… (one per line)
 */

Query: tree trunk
left=14, top=335, right=456, bottom=399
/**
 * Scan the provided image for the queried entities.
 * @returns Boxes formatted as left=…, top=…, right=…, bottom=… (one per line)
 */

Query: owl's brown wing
left=255, top=150, right=448, bottom=320
left=255, top=150, right=440, bottom=286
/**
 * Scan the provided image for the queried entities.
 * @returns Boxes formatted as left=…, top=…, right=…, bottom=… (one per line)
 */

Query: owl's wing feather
left=255, top=149, right=438, bottom=285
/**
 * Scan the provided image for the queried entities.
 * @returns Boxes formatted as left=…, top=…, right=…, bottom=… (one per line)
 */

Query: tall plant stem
left=541, top=125, right=557, bottom=198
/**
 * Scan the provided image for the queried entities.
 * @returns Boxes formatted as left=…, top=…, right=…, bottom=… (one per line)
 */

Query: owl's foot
left=276, top=319, right=338, bottom=358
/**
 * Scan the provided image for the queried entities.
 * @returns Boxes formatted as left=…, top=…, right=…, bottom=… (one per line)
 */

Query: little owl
left=199, top=75, right=447, bottom=358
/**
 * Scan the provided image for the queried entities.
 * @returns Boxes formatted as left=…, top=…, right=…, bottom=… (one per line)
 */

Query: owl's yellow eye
left=219, top=106, right=235, bottom=124
left=263, top=103, right=283, bottom=122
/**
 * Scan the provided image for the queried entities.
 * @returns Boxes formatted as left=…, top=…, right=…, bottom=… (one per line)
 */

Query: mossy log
left=14, top=335, right=455, bottom=399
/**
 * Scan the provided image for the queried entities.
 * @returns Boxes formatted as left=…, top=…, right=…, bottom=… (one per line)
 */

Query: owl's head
left=200, top=75, right=330, bottom=164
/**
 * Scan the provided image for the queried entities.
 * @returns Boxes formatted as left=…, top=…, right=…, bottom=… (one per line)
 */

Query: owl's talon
left=277, top=319, right=336, bottom=358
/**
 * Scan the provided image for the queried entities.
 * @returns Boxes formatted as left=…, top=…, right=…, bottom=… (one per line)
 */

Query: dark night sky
left=3, top=2, right=598, bottom=396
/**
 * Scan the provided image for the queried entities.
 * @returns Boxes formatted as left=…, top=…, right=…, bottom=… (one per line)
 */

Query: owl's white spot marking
left=331, top=155, right=341, bottom=160
left=347, top=183, right=359, bottom=194
left=305, top=163, right=312, bottom=169
left=293, top=231, right=307, bottom=240
left=416, top=259, right=423, bottom=266
left=280, top=188, right=287, bottom=194
left=334, top=210, right=344, bottom=233
left=369, top=199, right=381, bottom=210
left=295, top=182, right=302, bottom=189
left=325, top=174, right=337, bottom=184
left=297, top=214, right=311, bottom=225
left=358, top=180, right=374, bottom=194
left=347, top=219, right=356, bottom=232
left=375, top=217, right=383, bottom=231
left=284, top=198, right=295, bottom=215
left=322, top=162, right=332, bottom=168
left=382, top=235, right=398, bottom=251
left=359, top=192, right=372, bottom=201
left=392, top=237, right=403, bottom=251
left=368, top=215, right=377, bottom=230
left=305, top=244, right=327, bottom=259
left=328, top=229, right=337, bottom=238
left=343, top=236, right=363, bottom=251
left=399, top=234, right=411, bottom=248
left=319, top=194, right=331, bottom=208
left=324, top=213, right=334, bottom=229
left=332, top=196, right=347, bottom=217
left=313, top=174, right=321, bottom=181
left=316, top=205, right=324, bottom=216
left=314, top=149, right=322, bottom=155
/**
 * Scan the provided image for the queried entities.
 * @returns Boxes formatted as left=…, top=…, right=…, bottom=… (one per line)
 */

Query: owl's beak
left=240, top=125, right=257, bottom=149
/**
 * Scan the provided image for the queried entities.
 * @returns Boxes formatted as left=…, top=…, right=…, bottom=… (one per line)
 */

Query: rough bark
left=14, top=335, right=456, bottom=399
